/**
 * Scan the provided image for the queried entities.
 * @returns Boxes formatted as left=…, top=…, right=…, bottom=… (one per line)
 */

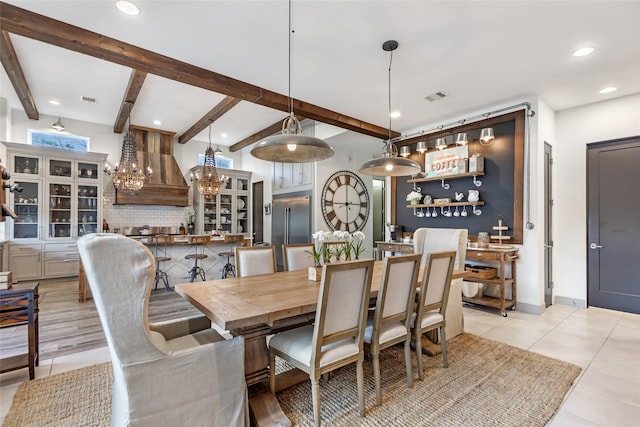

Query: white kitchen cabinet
left=191, top=167, right=252, bottom=236
left=3, top=141, right=106, bottom=279
left=272, top=162, right=313, bottom=195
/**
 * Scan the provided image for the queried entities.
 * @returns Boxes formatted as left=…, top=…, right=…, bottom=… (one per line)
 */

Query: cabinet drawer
left=44, top=259, right=79, bottom=277
left=466, top=250, right=500, bottom=261
left=8, top=243, right=43, bottom=253
left=44, top=242, right=78, bottom=252
left=45, top=251, right=79, bottom=261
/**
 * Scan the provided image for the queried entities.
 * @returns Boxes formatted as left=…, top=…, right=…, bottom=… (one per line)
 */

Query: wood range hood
left=114, top=126, right=189, bottom=207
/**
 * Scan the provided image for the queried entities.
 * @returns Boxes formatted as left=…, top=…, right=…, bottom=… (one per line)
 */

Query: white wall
left=553, top=93, right=640, bottom=306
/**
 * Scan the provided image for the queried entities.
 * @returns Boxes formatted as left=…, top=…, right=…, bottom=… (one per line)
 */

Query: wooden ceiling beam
left=178, top=96, right=241, bottom=144
left=0, top=2, right=399, bottom=141
left=113, top=69, right=147, bottom=133
left=229, top=115, right=306, bottom=152
left=0, top=30, right=38, bottom=119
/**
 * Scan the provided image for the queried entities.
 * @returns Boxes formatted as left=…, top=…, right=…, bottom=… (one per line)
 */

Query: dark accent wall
left=392, top=110, right=524, bottom=243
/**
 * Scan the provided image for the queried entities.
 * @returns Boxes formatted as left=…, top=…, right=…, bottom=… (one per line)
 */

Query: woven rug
left=3, top=334, right=580, bottom=427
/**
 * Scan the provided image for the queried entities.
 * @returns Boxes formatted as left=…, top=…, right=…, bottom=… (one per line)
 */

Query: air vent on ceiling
left=80, top=96, right=97, bottom=104
left=424, top=92, right=447, bottom=102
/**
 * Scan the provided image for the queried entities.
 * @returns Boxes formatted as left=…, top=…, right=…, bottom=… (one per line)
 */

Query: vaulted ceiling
left=1, top=1, right=639, bottom=153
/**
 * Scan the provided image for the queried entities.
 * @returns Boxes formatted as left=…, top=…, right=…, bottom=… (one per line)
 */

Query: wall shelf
left=408, top=171, right=484, bottom=183
left=406, top=201, right=484, bottom=209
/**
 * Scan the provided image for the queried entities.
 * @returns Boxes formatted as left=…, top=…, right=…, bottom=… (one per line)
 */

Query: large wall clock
left=321, top=170, right=370, bottom=232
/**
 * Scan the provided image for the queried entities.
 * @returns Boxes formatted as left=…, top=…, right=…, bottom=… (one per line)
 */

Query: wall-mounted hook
left=441, top=179, right=450, bottom=190
left=473, top=175, right=482, bottom=187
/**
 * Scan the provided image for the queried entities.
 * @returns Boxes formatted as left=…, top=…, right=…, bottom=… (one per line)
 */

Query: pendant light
left=52, top=118, right=65, bottom=132
left=193, top=125, right=228, bottom=201
left=103, top=102, right=151, bottom=195
left=250, top=0, right=334, bottom=163
left=359, top=40, right=421, bottom=177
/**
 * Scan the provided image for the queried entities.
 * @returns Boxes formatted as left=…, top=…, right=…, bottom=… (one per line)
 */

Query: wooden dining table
left=176, top=260, right=465, bottom=426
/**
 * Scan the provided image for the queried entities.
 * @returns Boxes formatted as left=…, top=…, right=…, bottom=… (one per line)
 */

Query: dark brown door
left=252, top=181, right=264, bottom=244
left=587, top=136, right=640, bottom=314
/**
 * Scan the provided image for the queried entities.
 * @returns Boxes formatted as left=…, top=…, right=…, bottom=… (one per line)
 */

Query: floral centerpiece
left=406, top=190, right=423, bottom=205
left=351, top=231, right=366, bottom=259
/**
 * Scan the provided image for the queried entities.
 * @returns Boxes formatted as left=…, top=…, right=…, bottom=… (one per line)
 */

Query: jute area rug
left=3, top=334, right=580, bottom=427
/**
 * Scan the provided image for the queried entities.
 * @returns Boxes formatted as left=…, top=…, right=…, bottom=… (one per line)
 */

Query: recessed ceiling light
left=116, top=1, right=140, bottom=16
left=220, top=133, right=228, bottom=138
left=153, top=120, right=162, bottom=126
left=599, top=86, right=617, bottom=94
left=48, top=99, right=61, bottom=105
left=573, top=47, right=594, bottom=57
left=390, top=111, right=401, bottom=118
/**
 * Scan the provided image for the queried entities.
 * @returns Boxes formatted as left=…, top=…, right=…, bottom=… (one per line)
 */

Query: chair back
left=373, top=254, right=422, bottom=336
left=282, top=243, right=315, bottom=271
left=78, top=234, right=163, bottom=365
left=413, top=227, right=468, bottom=270
left=152, top=234, right=173, bottom=258
left=311, top=259, right=374, bottom=368
left=235, top=245, right=277, bottom=277
left=417, top=251, right=456, bottom=316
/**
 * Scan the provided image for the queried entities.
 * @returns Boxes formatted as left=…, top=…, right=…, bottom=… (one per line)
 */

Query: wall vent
left=81, top=96, right=97, bottom=103
left=425, top=92, right=447, bottom=102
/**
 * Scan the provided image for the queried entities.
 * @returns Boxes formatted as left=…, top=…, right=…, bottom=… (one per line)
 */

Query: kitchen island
left=78, top=234, right=251, bottom=301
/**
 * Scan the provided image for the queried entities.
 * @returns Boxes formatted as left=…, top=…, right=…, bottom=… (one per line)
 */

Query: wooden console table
left=463, top=247, right=518, bottom=316
left=375, top=241, right=414, bottom=260
left=0, top=282, right=39, bottom=379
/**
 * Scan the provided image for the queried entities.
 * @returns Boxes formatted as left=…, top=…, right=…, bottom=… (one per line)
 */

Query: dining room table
left=175, top=260, right=466, bottom=426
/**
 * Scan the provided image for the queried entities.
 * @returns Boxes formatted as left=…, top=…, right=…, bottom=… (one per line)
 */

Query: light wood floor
left=0, top=278, right=201, bottom=361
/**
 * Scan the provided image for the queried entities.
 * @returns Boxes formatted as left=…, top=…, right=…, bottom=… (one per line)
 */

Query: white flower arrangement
left=406, top=191, right=422, bottom=202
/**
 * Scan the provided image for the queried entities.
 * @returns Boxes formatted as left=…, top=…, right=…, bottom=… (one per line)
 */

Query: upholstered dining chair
left=412, top=227, right=468, bottom=340
left=282, top=243, right=315, bottom=271
left=363, top=253, right=422, bottom=406
left=269, top=259, right=375, bottom=427
left=235, top=245, right=277, bottom=277
left=77, top=233, right=249, bottom=427
left=411, top=250, right=456, bottom=381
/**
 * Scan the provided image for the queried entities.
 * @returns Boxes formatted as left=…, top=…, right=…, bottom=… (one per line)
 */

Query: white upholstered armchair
left=78, top=233, right=249, bottom=427
left=412, top=227, right=468, bottom=340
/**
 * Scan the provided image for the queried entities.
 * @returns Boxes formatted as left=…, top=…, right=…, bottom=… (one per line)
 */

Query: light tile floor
left=1, top=304, right=639, bottom=426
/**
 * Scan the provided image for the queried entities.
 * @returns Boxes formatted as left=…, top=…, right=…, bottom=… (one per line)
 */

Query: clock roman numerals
left=321, top=171, right=370, bottom=232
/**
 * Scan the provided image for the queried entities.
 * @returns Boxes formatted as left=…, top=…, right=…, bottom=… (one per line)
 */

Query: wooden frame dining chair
left=282, top=243, right=315, bottom=271
left=364, top=253, right=422, bottom=406
left=235, top=245, right=277, bottom=277
left=269, top=259, right=374, bottom=427
left=411, top=250, right=456, bottom=381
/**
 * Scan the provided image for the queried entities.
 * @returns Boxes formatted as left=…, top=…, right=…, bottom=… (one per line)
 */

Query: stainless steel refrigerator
left=272, top=191, right=312, bottom=271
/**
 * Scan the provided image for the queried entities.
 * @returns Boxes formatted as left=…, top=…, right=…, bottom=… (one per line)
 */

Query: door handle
left=589, top=243, right=604, bottom=249
left=544, top=244, right=553, bottom=249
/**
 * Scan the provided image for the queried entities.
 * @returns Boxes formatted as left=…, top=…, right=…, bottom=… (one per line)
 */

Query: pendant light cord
left=288, top=0, right=293, bottom=115
left=388, top=48, right=393, bottom=142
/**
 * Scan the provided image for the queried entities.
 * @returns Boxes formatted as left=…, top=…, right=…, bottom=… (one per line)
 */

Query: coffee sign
left=424, top=146, right=468, bottom=178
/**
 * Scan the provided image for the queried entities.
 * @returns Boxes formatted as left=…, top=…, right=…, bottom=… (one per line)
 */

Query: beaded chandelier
left=194, top=125, right=227, bottom=200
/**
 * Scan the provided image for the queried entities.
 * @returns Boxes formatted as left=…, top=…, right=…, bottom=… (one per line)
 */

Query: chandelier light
left=359, top=40, right=421, bottom=177
left=251, top=0, right=334, bottom=163
left=103, top=102, right=151, bottom=195
left=193, top=124, right=228, bottom=201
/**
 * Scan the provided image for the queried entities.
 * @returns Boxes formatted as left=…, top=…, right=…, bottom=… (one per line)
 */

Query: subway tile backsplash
left=102, top=181, right=193, bottom=231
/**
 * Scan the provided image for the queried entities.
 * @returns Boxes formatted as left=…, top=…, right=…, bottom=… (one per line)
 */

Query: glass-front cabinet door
left=48, top=158, right=73, bottom=179
left=77, top=162, right=99, bottom=180
left=11, top=154, right=41, bottom=177
left=203, top=195, right=219, bottom=234
left=11, top=180, right=41, bottom=239
left=77, top=184, right=99, bottom=236
left=48, top=182, right=72, bottom=238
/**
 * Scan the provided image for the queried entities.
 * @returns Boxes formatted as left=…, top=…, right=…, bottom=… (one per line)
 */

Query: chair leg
left=415, top=331, right=424, bottom=381
left=311, top=377, right=321, bottom=427
left=404, top=339, right=414, bottom=388
left=372, top=352, right=381, bottom=406
left=160, top=271, right=171, bottom=291
left=357, top=358, right=365, bottom=417
left=440, top=326, right=448, bottom=368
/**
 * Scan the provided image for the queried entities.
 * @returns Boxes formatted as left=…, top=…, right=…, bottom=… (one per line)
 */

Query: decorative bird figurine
left=455, top=192, right=465, bottom=202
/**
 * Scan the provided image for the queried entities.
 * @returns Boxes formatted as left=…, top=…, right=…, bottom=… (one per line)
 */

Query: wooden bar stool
left=151, top=235, right=173, bottom=291
left=218, top=234, right=245, bottom=279
left=185, top=235, right=209, bottom=282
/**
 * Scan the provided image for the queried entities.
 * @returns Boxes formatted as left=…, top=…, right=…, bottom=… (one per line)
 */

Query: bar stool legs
left=220, top=253, right=235, bottom=278
left=153, top=259, right=171, bottom=291
left=185, top=236, right=209, bottom=282
left=152, top=235, right=173, bottom=291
